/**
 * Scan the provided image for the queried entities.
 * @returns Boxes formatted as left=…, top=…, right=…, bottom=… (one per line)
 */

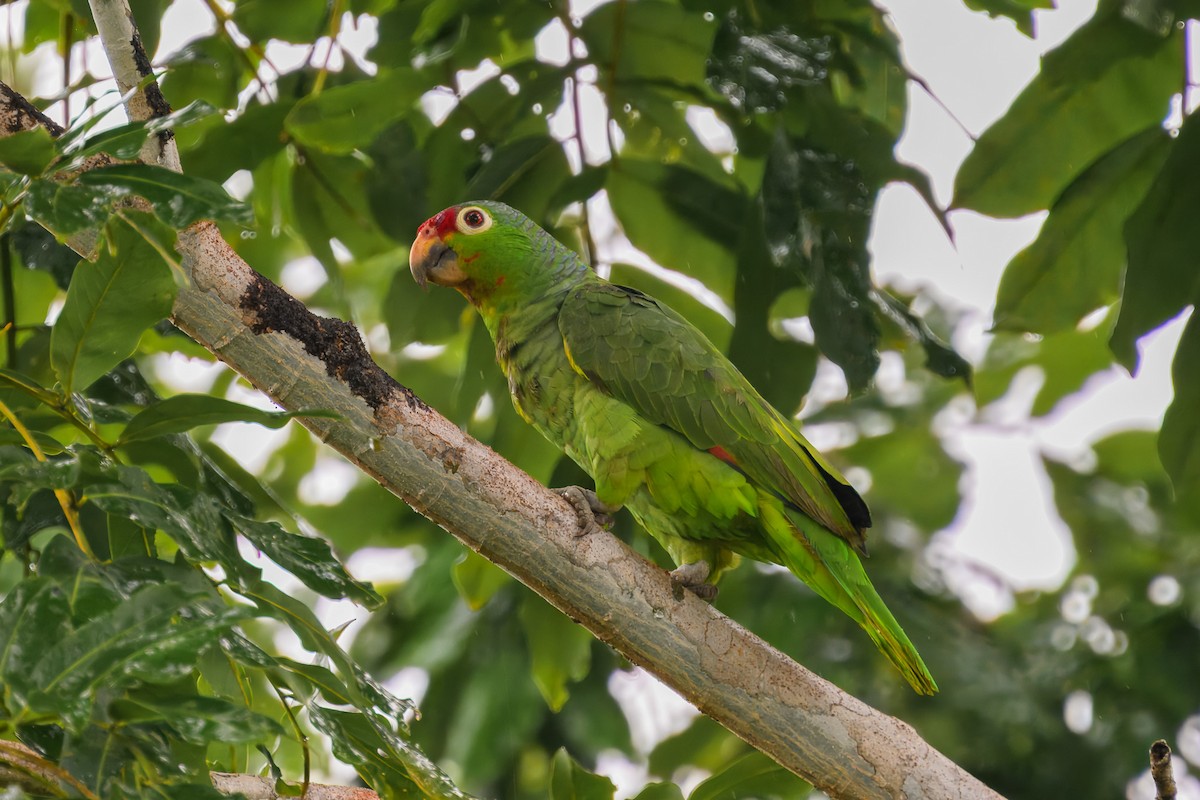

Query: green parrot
left=409, top=201, right=937, bottom=695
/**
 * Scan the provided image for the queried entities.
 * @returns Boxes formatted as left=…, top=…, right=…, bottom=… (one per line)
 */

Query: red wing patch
left=707, top=445, right=738, bottom=467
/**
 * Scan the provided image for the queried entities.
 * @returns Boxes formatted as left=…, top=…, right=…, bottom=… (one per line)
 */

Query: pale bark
left=0, top=4, right=1007, bottom=798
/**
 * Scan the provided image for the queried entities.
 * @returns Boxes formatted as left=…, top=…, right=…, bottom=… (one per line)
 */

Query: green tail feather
left=758, top=496, right=938, bottom=695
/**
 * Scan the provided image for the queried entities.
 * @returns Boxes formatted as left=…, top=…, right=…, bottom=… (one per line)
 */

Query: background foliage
left=0, top=0, right=1198, bottom=798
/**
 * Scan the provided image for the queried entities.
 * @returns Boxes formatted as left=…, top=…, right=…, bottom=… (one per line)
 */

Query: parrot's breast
left=494, top=312, right=763, bottom=565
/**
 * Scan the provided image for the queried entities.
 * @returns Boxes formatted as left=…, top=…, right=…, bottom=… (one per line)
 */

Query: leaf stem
left=0, top=396, right=94, bottom=559
left=269, top=677, right=311, bottom=794
left=0, top=370, right=119, bottom=456
left=1, top=232, right=15, bottom=368
left=557, top=4, right=599, bottom=267
left=201, top=0, right=277, bottom=102
left=60, top=12, right=73, bottom=127
left=311, top=0, right=345, bottom=97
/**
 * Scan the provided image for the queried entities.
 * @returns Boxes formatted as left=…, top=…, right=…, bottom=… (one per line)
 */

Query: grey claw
left=670, top=560, right=718, bottom=601
left=554, top=486, right=619, bottom=538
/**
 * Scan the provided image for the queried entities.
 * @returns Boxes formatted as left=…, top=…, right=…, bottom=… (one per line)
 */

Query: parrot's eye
left=456, top=206, right=492, bottom=234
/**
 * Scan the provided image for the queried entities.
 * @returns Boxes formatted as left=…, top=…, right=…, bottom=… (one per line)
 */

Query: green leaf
left=961, top=0, right=1052, bottom=36
left=550, top=748, right=616, bottom=800
left=872, top=290, right=971, bottom=385
left=994, top=126, right=1172, bottom=334
left=0, top=127, right=57, bottom=175
left=285, top=69, right=424, bottom=154
left=226, top=513, right=382, bottom=607
left=0, top=446, right=82, bottom=490
left=4, top=489, right=68, bottom=548
left=160, top=35, right=243, bottom=111
left=634, top=785, right=685, bottom=800
left=12, top=217, right=81, bottom=289
left=109, top=695, right=284, bottom=745
left=86, top=466, right=245, bottom=570
left=275, top=658, right=356, bottom=706
left=451, top=548, right=511, bottom=610
left=50, top=215, right=177, bottom=394
left=707, top=11, right=832, bottom=114
left=306, top=704, right=463, bottom=800
left=519, top=594, right=591, bottom=712
left=687, top=751, right=810, bottom=800
left=1111, top=113, right=1200, bottom=370
left=232, top=0, right=328, bottom=43
left=107, top=513, right=155, bottom=559
left=580, top=1, right=717, bottom=88
left=607, top=159, right=739, bottom=305
left=761, top=131, right=879, bottom=390
left=12, top=218, right=80, bottom=289
left=28, top=582, right=206, bottom=725
left=0, top=578, right=71, bottom=705
left=118, top=394, right=333, bottom=445
left=182, top=100, right=293, bottom=182
left=65, top=101, right=220, bottom=165
left=116, top=605, right=248, bottom=685
left=76, top=164, right=254, bottom=228
left=237, top=580, right=368, bottom=683
left=953, top=13, right=1182, bottom=216
left=24, top=178, right=113, bottom=236
left=975, top=323, right=1116, bottom=417
left=463, top=135, right=572, bottom=223
left=1158, top=311, right=1200, bottom=500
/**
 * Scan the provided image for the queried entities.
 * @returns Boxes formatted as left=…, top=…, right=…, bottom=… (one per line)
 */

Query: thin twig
left=311, top=0, right=345, bottom=96
left=557, top=4, right=598, bottom=267
left=1, top=231, right=16, bottom=368
left=1151, top=739, right=1177, bottom=800
left=60, top=12, right=73, bottom=126
left=0, top=395, right=93, bottom=559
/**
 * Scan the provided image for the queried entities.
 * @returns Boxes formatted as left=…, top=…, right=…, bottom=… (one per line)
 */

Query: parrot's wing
left=559, top=281, right=870, bottom=553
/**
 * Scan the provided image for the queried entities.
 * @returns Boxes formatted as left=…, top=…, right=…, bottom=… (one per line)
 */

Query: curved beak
left=410, top=224, right=467, bottom=289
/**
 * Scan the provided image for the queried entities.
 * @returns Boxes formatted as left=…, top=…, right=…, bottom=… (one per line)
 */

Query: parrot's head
left=409, top=201, right=580, bottom=315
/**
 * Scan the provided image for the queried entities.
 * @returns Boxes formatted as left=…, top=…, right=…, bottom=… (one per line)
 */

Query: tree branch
left=0, top=4, right=1005, bottom=798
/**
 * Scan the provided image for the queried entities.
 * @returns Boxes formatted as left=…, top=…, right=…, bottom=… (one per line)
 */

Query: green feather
left=422, top=200, right=937, bottom=695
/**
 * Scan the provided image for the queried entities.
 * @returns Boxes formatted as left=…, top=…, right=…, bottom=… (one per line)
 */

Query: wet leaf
left=761, top=130, right=878, bottom=390
left=118, top=394, right=333, bottom=445
left=109, top=695, right=283, bottom=744
left=24, top=178, right=113, bottom=236
left=228, top=513, right=381, bottom=607
left=50, top=215, right=177, bottom=393
left=29, top=582, right=207, bottom=725
left=76, top=164, right=254, bottom=228
left=0, top=578, right=70, bottom=705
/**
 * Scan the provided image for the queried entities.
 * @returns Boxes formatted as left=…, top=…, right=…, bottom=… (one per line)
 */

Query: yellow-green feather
left=451, top=201, right=935, bottom=694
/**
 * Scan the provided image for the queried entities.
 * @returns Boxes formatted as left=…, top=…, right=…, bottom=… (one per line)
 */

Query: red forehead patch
left=417, top=207, right=460, bottom=238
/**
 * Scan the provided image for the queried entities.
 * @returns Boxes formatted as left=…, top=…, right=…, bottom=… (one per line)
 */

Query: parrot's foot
left=553, top=486, right=619, bottom=538
left=670, top=560, right=718, bottom=601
